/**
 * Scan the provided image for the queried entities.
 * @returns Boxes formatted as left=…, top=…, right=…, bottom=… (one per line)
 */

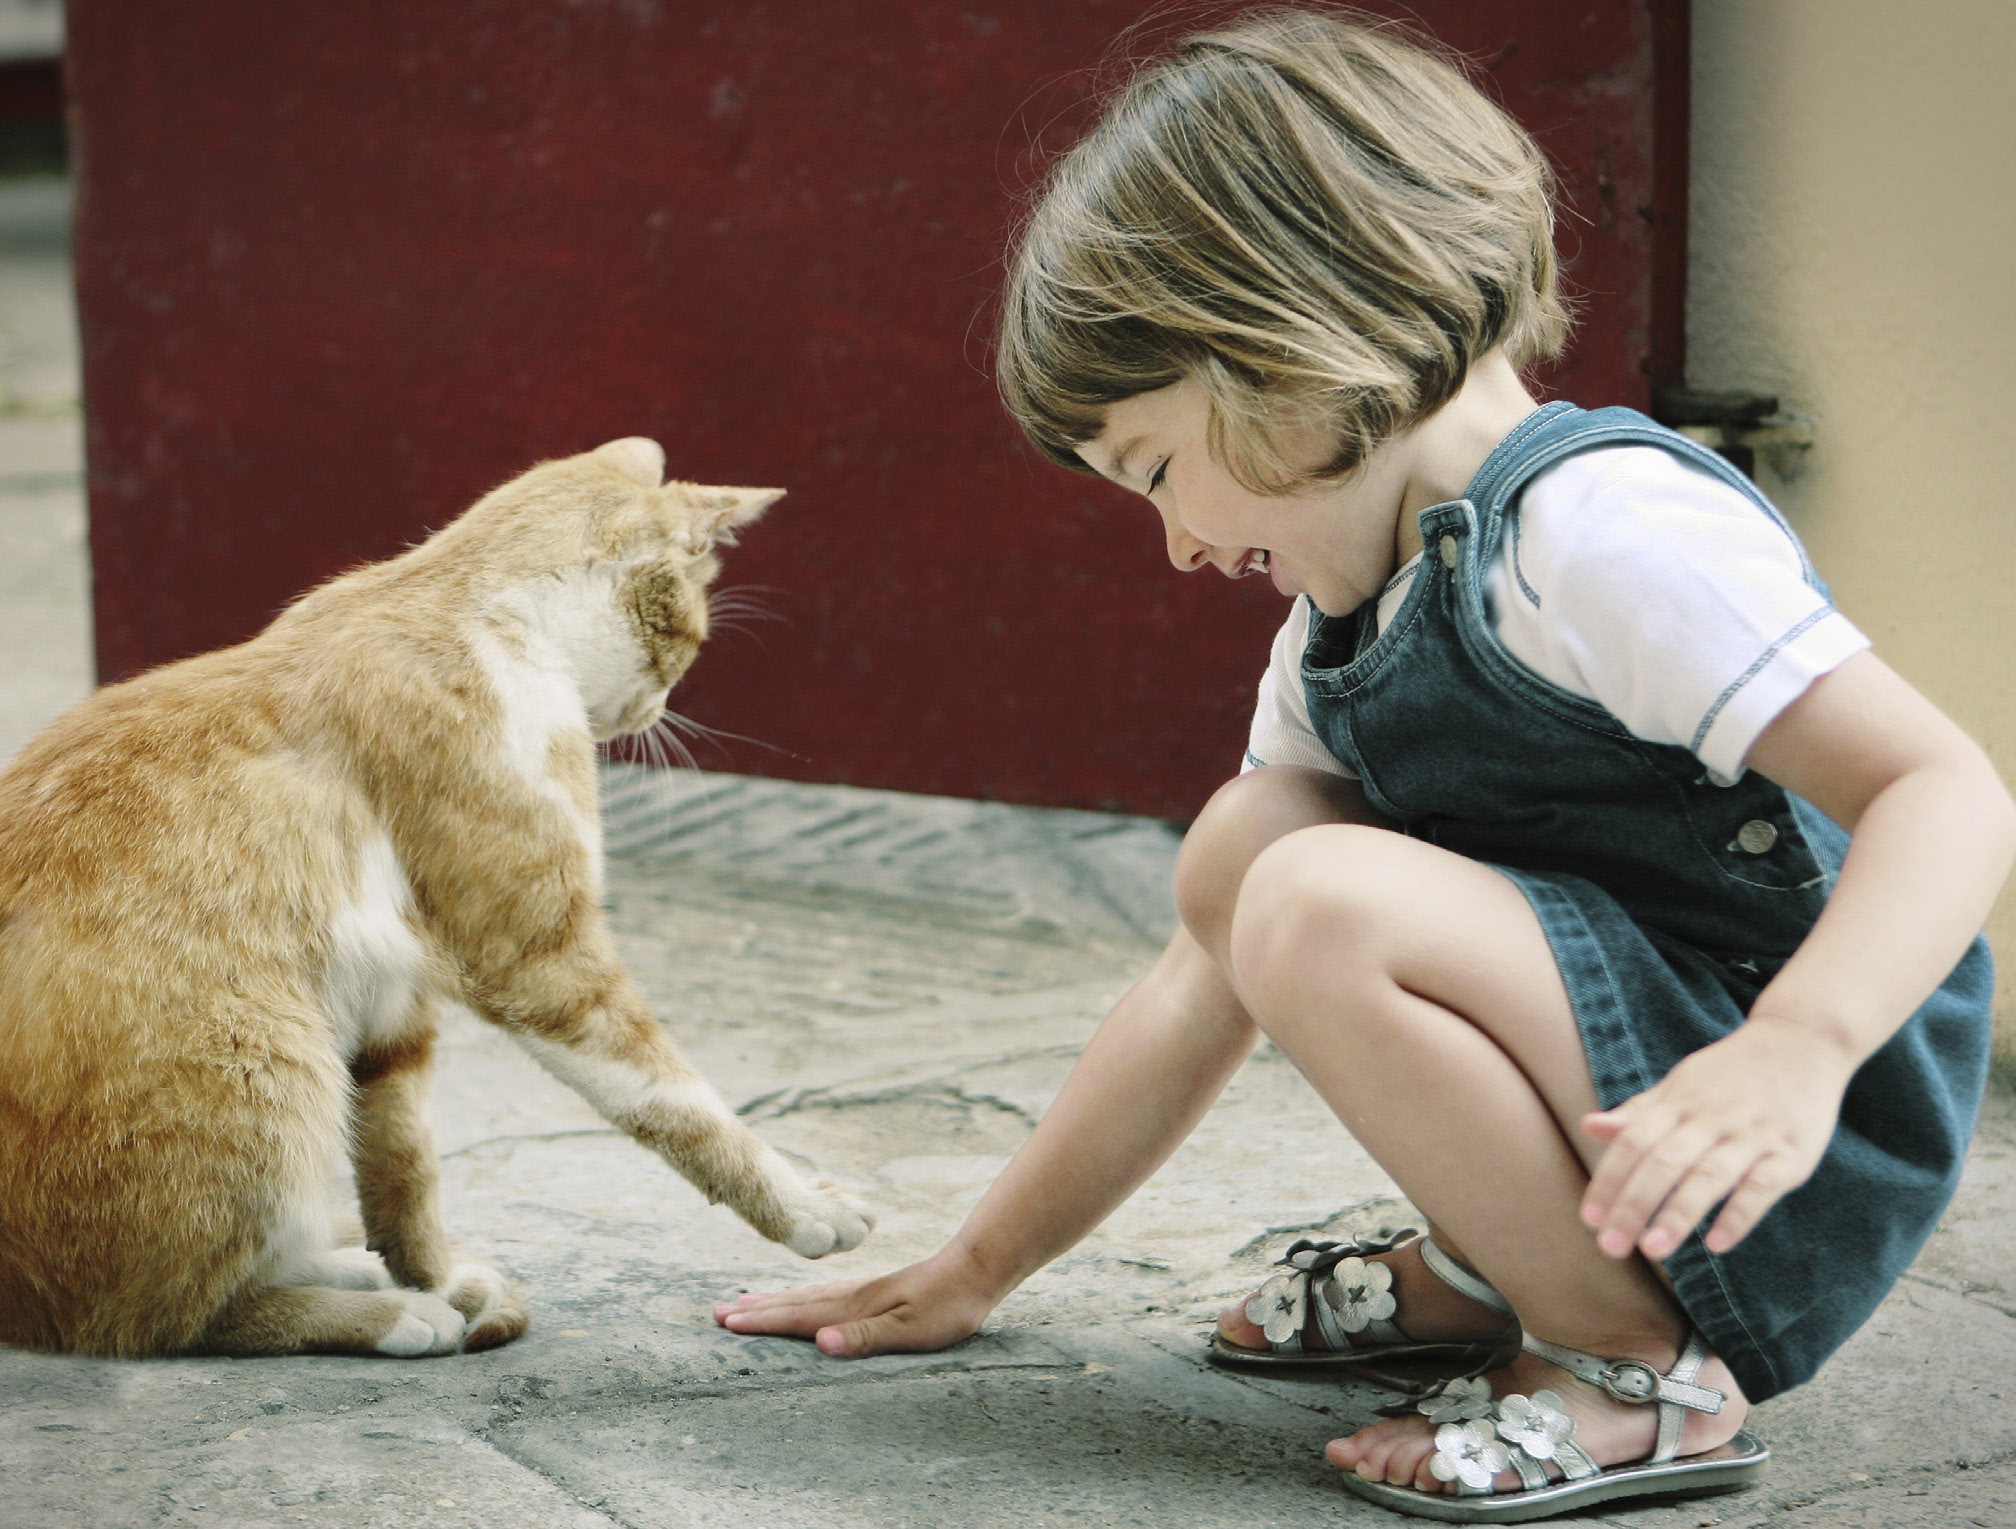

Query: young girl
left=717, top=10, right=2010, bottom=1520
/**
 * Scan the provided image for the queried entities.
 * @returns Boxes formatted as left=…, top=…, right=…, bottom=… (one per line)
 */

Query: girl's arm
left=715, top=926, right=1258, bottom=1357
left=1580, top=650, right=2016, bottom=1262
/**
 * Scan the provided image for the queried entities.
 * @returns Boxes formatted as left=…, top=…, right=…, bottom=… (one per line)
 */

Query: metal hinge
left=1650, top=382, right=1814, bottom=481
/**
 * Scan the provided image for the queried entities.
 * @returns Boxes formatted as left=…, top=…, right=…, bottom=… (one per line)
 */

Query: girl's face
left=1075, top=378, right=1421, bottom=618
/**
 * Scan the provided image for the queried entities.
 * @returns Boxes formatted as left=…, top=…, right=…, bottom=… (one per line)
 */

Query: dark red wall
left=68, top=1, right=1684, bottom=819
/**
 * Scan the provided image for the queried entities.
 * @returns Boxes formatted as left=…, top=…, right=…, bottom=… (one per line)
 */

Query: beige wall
left=1690, top=1, right=2016, bottom=1069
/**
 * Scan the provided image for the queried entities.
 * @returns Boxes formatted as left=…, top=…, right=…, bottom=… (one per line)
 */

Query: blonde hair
left=997, top=7, right=1570, bottom=491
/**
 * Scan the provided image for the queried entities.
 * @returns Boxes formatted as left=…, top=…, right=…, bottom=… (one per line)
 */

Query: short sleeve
left=1489, top=447, right=1870, bottom=780
left=1244, top=598, right=1355, bottom=777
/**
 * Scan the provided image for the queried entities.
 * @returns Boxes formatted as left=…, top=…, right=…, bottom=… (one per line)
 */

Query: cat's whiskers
left=639, top=712, right=702, bottom=774
left=658, top=707, right=796, bottom=766
left=705, top=584, right=786, bottom=646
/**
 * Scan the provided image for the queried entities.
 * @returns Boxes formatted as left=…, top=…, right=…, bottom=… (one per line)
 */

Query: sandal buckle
left=1597, top=1359, right=1660, bottom=1403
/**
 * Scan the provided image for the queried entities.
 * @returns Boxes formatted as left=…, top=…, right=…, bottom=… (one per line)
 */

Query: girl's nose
left=1165, top=525, right=1212, bottom=572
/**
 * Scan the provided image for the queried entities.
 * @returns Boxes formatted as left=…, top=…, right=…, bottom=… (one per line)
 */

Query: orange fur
left=0, top=438, right=871, bottom=1359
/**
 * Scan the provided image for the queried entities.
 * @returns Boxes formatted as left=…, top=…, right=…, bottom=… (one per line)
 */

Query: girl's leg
left=1219, top=822, right=1747, bottom=1490
left=1183, top=772, right=1516, bottom=1353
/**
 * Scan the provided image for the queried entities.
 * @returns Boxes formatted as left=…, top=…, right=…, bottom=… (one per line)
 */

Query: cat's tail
left=444, top=1263, right=530, bottom=1352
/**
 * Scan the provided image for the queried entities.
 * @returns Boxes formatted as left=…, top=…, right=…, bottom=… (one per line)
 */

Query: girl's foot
left=1325, top=1338, right=1749, bottom=1493
left=1215, top=1233, right=1513, bottom=1355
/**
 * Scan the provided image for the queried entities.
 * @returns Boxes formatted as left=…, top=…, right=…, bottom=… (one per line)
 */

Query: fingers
left=1580, top=1095, right=1735, bottom=1259
left=1629, top=1141, right=1760, bottom=1259
left=815, top=1308, right=922, bottom=1359
left=1580, top=1096, right=1811, bottom=1261
left=1704, top=1158, right=1797, bottom=1253
left=1580, top=1107, right=1625, bottom=1144
left=712, top=1277, right=870, bottom=1338
left=713, top=1264, right=988, bottom=1359
left=1579, top=1098, right=1695, bottom=1257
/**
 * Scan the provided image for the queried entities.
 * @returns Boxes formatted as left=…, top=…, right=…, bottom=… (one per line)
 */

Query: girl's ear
left=593, top=437, right=668, bottom=486
left=687, top=485, right=785, bottom=547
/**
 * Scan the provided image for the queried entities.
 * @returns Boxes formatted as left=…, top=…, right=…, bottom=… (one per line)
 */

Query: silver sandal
left=1209, top=1228, right=1517, bottom=1377
left=1339, top=1327, right=1770, bottom=1522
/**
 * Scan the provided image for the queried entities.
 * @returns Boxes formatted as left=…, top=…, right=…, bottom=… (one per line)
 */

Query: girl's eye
left=1146, top=460, right=1168, bottom=494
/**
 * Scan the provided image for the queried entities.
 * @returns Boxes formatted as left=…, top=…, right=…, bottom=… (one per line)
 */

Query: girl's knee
left=1173, top=766, right=1372, bottom=948
left=1228, top=823, right=1411, bottom=993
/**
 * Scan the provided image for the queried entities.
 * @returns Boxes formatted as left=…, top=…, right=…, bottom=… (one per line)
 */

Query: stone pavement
left=1, top=175, right=2012, bottom=1529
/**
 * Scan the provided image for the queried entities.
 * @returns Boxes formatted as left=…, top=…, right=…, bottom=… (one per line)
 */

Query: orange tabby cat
left=0, top=437, right=872, bottom=1358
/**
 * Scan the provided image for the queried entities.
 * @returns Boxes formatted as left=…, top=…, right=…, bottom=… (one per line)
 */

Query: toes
left=1333, top=1417, right=1434, bottom=1487
left=375, top=1292, right=465, bottom=1357
left=784, top=1185, right=875, bottom=1258
left=1216, top=1298, right=1267, bottom=1349
left=1412, top=1448, right=1448, bottom=1493
left=1326, top=1416, right=1405, bottom=1478
left=786, top=1221, right=839, bottom=1258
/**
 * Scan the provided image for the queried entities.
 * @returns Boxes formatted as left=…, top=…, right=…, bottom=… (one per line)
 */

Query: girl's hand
left=1578, top=1018, right=1855, bottom=1261
left=713, top=1246, right=1002, bottom=1358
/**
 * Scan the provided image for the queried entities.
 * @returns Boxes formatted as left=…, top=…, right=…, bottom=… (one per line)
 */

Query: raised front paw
left=781, top=1179, right=876, bottom=1259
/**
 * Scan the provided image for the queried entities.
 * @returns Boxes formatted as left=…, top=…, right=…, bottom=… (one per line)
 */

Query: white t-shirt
left=1244, top=445, right=1869, bottom=783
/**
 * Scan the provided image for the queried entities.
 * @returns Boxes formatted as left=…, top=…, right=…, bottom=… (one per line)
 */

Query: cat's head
left=585, top=437, right=781, bottom=738
left=445, top=436, right=781, bottom=740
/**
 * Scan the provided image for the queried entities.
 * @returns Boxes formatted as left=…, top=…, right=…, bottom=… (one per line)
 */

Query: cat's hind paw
left=781, top=1180, right=876, bottom=1259
left=375, top=1292, right=467, bottom=1357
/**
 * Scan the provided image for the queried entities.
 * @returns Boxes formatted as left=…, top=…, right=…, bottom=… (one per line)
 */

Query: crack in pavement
left=439, top=1128, right=624, bottom=1160
left=740, top=1078, right=1056, bottom=1129
left=736, top=1043, right=1085, bottom=1123
left=471, top=1427, right=641, bottom=1529
left=1898, top=1268, right=2016, bottom=1321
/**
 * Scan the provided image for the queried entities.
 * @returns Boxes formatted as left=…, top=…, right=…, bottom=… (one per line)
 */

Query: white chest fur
left=471, top=573, right=631, bottom=881
left=483, top=568, right=651, bottom=743
left=321, top=831, right=429, bottom=1060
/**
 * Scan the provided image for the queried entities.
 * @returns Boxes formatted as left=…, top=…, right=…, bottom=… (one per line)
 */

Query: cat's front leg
left=351, top=1018, right=529, bottom=1349
left=472, top=966, right=872, bottom=1257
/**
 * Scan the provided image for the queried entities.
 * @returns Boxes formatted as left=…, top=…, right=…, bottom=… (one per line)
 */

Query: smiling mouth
left=1234, top=549, right=1270, bottom=577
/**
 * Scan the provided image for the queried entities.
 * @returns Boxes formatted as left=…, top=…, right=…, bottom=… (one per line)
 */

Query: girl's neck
left=1395, top=351, right=1543, bottom=523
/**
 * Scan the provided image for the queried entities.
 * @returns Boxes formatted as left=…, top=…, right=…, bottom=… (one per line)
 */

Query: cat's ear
left=593, top=437, right=667, bottom=486
left=685, top=485, right=785, bottom=548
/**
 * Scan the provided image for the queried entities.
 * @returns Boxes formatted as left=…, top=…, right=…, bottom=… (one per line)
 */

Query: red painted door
left=67, top=1, right=1685, bottom=819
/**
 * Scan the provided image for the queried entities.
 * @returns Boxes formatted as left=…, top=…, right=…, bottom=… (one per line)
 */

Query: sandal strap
left=1520, top=1327, right=1725, bottom=1464
left=1306, top=1286, right=1346, bottom=1351
left=1418, top=1236, right=1514, bottom=1317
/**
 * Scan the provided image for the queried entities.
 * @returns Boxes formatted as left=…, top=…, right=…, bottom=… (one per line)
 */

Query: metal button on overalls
left=1736, top=820, right=1778, bottom=854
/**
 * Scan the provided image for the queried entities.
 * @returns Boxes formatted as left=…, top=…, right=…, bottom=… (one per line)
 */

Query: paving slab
left=5, top=770, right=2011, bottom=1528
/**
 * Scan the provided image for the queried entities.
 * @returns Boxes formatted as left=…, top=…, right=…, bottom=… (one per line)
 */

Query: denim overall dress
left=1298, top=401, right=1993, bottom=1402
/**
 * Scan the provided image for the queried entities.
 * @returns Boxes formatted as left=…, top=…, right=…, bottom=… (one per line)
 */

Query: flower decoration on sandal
left=1412, top=1373, right=1493, bottom=1425
left=1321, top=1254, right=1397, bottom=1332
left=1429, top=1418, right=1513, bottom=1491
left=1492, top=1390, right=1576, bottom=1462
left=1247, top=1269, right=1308, bottom=1346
